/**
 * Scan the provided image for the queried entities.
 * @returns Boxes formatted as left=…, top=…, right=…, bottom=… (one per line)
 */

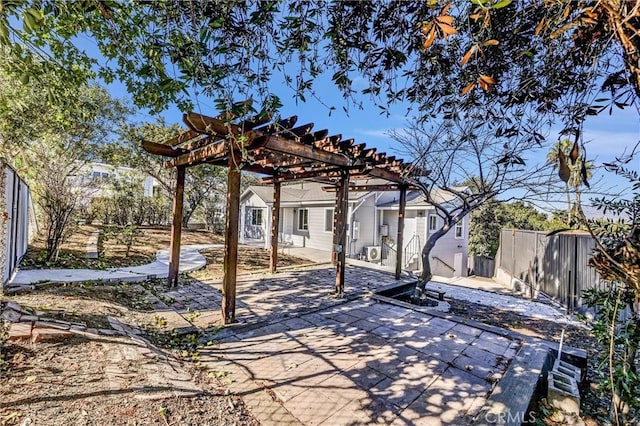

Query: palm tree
left=547, top=139, right=592, bottom=227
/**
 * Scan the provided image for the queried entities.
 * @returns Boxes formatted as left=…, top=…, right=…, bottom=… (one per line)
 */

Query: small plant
left=185, top=309, right=201, bottom=324
left=151, top=315, right=168, bottom=329
left=103, top=223, right=142, bottom=257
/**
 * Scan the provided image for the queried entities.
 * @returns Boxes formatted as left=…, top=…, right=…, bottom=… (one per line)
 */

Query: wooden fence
left=497, top=229, right=606, bottom=311
left=468, top=255, right=495, bottom=278
left=0, top=161, right=35, bottom=288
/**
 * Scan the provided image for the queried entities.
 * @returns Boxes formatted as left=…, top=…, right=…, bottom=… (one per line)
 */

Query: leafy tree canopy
left=469, top=200, right=548, bottom=257
left=0, top=0, right=638, bottom=144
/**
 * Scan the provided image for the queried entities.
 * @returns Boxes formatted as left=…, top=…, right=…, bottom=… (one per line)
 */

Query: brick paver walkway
left=158, top=264, right=413, bottom=330
left=152, top=265, right=521, bottom=425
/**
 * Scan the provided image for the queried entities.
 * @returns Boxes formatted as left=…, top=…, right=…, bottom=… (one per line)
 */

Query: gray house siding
left=240, top=192, right=267, bottom=242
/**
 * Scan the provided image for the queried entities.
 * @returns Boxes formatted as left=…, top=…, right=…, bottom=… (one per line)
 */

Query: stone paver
left=2, top=254, right=553, bottom=425
left=197, top=282, right=522, bottom=425
left=86, top=229, right=100, bottom=259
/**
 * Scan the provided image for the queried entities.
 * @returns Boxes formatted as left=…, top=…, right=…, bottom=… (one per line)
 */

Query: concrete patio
left=152, top=264, right=533, bottom=425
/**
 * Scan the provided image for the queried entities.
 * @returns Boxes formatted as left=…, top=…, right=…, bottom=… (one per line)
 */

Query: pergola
left=143, top=110, right=422, bottom=324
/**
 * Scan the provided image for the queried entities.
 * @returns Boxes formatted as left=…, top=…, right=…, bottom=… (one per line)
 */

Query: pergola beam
left=222, top=150, right=242, bottom=324
left=269, top=182, right=281, bottom=273
left=167, top=165, right=186, bottom=287
left=322, top=184, right=420, bottom=192
left=395, top=185, right=407, bottom=280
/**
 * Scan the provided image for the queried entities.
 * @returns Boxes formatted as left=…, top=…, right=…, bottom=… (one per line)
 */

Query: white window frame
left=297, top=208, right=309, bottom=231
left=454, top=221, right=463, bottom=239
left=324, top=208, right=334, bottom=233
left=251, top=208, right=263, bottom=226
left=428, top=214, right=438, bottom=231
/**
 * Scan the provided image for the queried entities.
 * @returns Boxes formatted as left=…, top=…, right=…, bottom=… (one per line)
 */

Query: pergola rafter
left=143, top=108, right=423, bottom=324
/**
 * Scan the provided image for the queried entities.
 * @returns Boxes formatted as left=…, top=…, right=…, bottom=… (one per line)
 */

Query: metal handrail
left=380, top=240, right=396, bottom=267
left=403, top=234, right=421, bottom=268
left=432, top=255, right=455, bottom=272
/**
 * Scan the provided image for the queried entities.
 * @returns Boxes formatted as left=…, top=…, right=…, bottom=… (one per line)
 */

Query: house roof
left=245, top=182, right=370, bottom=205
left=377, top=186, right=469, bottom=208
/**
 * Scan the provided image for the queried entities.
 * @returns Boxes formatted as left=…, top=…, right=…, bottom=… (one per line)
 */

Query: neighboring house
left=240, top=182, right=469, bottom=277
left=72, top=162, right=160, bottom=200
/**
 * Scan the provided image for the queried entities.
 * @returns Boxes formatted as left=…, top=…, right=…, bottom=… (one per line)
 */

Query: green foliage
left=103, top=224, right=141, bottom=258
left=583, top=286, right=640, bottom=422
left=582, top=160, right=640, bottom=423
left=469, top=200, right=548, bottom=257
left=0, top=1, right=636, bottom=141
left=469, top=201, right=501, bottom=257
left=102, top=120, right=226, bottom=228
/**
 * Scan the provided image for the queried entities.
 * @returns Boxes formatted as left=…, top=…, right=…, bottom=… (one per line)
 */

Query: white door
left=454, top=252, right=463, bottom=277
left=403, top=217, right=417, bottom=246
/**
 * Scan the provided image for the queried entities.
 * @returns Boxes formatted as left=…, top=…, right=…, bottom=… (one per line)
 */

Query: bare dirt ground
left=0, top=227, right=314, bottom=425
left=191, top=248, right=312, bottom=280
left=0, top=336, right=259, bottom=426
left=20, top=225, right=224, bottom=270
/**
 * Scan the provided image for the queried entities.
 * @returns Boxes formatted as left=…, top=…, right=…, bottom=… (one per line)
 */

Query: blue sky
left=115, top=73, right=639, bottom=211
left=91, top=27, right=639, bottom=215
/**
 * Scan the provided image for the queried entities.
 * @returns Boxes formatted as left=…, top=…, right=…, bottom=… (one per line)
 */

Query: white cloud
left=353, top=128, right=392, bottom=139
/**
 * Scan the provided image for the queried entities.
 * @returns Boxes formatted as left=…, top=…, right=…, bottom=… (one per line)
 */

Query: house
left=240, top=181, right=469, bottom=277
left=70, top=162, right=161, bottom=201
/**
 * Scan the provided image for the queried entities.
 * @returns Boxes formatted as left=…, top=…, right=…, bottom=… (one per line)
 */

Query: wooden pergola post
left=269, top=181, right=281, bottom=273
left=167, top=165, right=186, bottom=287
left=395, top=185, right=407, bottom=280
left=222, top=149, right=242, bottom=324
left=334, top=171, right=349, bottom=296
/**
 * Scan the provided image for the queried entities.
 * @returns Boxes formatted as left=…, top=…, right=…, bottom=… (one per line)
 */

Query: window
left=324, top=208, right=334, bottom=233
left=455, top=221, right=463, bottom=239
left=297, top=208, right=309, bottom=231
left=251, top=209, right=263, bottom=226
left=428, top=214, right=437, bottom=231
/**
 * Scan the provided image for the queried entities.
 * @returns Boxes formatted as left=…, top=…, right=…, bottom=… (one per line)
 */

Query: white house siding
left=240, top=192, right=267, bottom=242
left=379, top=208, right=469, bottom=277
left=348, top=195, right=377, bottom=258
left=290, top=204, right=332, bottom=250
left=425, top=214, right=469, bottom=277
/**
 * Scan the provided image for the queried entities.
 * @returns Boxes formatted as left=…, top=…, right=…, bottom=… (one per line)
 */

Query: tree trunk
left=182, top=208, right=193, bottom=228
left=417, top=228, right=448, bottom=292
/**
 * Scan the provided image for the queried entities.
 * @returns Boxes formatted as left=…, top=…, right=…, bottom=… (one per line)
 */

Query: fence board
left=498, top=229, right=606, bottom=311
left=1, top=161, right=33, bottom=287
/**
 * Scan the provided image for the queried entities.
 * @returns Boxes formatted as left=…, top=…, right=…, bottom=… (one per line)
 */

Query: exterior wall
left=378, top=207, right=469, bottom=277
left=239, top=192, right=268, bottom=241
left=289, top=204, right=331, bottom=250
left=349, top=195, right=377, bottom=258
left=426, top=213, right=469, bottom=277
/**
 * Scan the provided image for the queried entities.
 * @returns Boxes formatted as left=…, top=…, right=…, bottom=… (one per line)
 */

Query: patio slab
left=192, top=275, right=526, bottom=425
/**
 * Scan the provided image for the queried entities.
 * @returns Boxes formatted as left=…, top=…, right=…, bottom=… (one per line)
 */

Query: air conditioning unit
left=365, top=246, right=381, bottom=262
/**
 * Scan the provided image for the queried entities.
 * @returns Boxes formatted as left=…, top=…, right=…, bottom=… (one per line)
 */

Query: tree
left=582, top=159, right=640, bottom=424
left=0, top=66, right=128, bottom=260
left=102, top=120, right=227, bottom=228
left=469, top=200, right=548, bottom=258
left=0, top=2, right=638, bottom=136
left=547, top=139, right=593, bottom=227
left=391, top=107, right=553, bottom=290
